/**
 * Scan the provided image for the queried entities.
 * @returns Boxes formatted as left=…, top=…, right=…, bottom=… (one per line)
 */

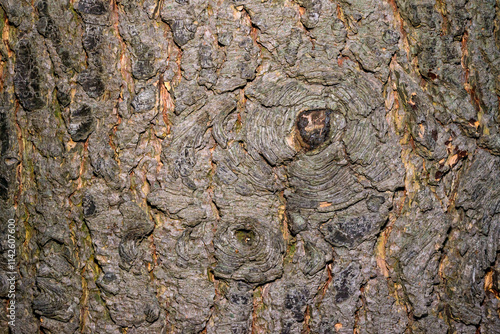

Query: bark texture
left=0, top=0, right=499, bottom=333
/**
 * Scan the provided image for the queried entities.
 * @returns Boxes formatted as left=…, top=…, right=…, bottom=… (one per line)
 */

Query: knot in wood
left=296, top=109, right=332, bottom=151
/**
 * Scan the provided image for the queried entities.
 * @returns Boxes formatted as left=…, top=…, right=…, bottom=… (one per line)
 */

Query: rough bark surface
left=0, top=0, right=499, bottom=333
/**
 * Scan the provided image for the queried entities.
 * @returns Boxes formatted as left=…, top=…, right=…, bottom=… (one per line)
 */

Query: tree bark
left=0, top=0, right=499, bottom=333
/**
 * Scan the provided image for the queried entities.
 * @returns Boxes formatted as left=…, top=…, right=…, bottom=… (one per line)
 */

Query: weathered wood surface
left=0, top=0, right=499, bottom=333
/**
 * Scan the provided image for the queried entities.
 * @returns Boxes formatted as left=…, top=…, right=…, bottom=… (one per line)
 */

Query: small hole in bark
left=234, top=229, right=256, bottom=246
left=296, top=109, right=332, bottom=151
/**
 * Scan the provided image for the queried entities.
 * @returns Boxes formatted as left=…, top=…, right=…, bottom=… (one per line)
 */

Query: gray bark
left=0, top=0, right=499, bottom=333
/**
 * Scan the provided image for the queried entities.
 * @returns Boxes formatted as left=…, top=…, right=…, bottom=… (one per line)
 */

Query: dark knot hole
left=296, top=109, right=332, bottom=151
left=234, top=229, right=256, bottom=246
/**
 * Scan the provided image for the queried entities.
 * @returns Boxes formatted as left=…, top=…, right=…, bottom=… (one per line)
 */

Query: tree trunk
left=0, top=0, right=499, bottom=333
